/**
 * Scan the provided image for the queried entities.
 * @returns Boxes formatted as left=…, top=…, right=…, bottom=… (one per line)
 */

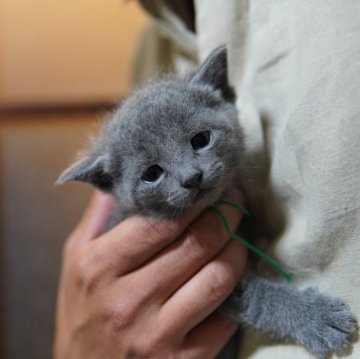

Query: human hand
left=53, top=190, right=247, bottom=359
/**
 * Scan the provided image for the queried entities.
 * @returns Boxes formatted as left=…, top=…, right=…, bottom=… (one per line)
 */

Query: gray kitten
left=58, top=46, right=357, bottom=358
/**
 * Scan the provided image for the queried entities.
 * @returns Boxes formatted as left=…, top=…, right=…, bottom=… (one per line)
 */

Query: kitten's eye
left=141, top=165, right=163, bottom=183
left=191, top=131, right=211, bottom=150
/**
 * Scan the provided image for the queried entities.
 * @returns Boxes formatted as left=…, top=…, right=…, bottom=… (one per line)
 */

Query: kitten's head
left=58, top=45, right=244, bottom=218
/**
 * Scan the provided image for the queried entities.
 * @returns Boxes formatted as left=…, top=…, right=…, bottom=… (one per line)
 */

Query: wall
left=0, top=1, right=149, bottom=358
left=0, top=113, right=97, bottom=359
left=0, top=0, right=148, bottom=108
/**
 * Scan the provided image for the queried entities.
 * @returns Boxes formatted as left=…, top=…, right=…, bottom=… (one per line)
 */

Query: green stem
left=217, top=199, right=250, bottom=215
left=211, top=202, right=292, bottom=283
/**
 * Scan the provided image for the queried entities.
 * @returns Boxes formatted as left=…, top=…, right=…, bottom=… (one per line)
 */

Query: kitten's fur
left=58, top=46, right=357, bottom=358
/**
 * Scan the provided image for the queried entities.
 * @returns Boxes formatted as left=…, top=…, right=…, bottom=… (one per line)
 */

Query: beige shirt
left=136, top=1, right=360, bottom=357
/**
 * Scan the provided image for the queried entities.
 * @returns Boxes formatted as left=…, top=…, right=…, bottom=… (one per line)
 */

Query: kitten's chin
left=175, top=186, right=224, bottom=211
left=162, top=190, right=216, bottom=218
left=156, top=187, right=226, bottom=219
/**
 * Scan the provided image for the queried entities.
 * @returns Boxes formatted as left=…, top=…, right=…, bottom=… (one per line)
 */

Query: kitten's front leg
left=222, top=275, right=358, bottom=358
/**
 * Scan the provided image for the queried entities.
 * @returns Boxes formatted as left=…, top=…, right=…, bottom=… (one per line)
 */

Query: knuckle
left=206, top=263, right=237, bottom=302
left=183, top=225, right=221, bottom=259
left=132, top=342, right=156, bottom=358
left=102, top=287, right=147, bottom=335
left=74, top=250, right=103, bottom=294
left=182, top=231, right=208, bottom=258
left=132, top=330, right=167, bottom=358
left=103, top=302, right=134, bottom=334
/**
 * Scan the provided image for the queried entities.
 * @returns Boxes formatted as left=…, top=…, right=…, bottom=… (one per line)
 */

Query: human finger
left=126, top=189, right=244, bottom=301
left=182, top=312, right=238, bottom=359
left=85, top=203, right=206, bottom=276
left=67, top=191, right=114, bottom=246
left=159, top=239, right=246, bottom=335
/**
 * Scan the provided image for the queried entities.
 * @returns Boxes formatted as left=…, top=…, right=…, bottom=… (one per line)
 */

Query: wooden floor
left=0, top=110, right=103, bottom=359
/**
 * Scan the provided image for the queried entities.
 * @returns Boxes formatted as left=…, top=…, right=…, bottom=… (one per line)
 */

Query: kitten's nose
left=181, top=171, right=203, bottom=189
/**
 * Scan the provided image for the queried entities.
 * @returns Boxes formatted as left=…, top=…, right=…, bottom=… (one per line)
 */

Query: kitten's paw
left=295, top=288, right=358, bottom=358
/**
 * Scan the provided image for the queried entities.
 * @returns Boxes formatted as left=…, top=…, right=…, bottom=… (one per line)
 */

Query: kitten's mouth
left=168, top=170, right=233, bottom=210
left=195, top=173, right=234, bottom=205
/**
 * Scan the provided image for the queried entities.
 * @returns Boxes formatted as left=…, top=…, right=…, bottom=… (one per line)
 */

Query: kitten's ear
left=56, top=153, right=114, bottom=192
left=190, top=44, right=235, bottom=102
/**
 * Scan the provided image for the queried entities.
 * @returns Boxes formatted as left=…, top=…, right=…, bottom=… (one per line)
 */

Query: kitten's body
left=59, top=46, right=357, bottom=358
